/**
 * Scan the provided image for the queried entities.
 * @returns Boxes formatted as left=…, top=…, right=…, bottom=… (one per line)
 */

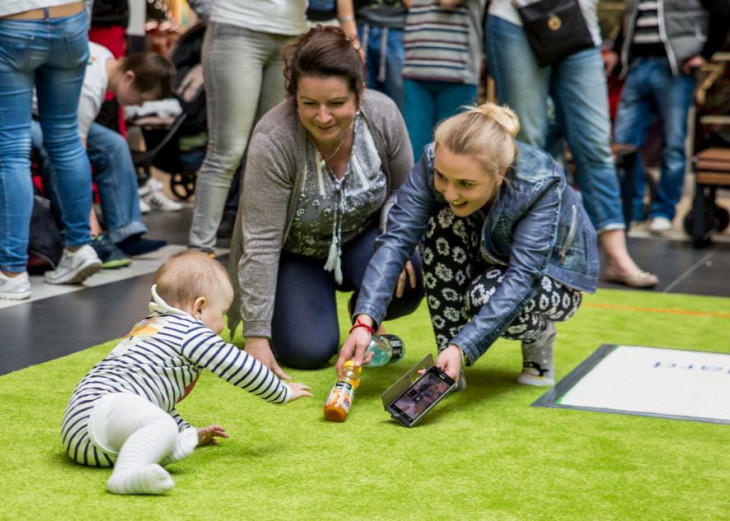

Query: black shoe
left=91, top=235, right=132, bottom=269
left=217, top=213, right=236, bottom=238
left=116, top=236, right=167, bottom=256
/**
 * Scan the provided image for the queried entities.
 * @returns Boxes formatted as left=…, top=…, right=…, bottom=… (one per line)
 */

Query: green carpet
left=2, top=289, right=730, bottom=520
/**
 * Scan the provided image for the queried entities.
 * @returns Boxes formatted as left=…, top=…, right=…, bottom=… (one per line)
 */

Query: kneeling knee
left=272, top=335, right=339, bottom=370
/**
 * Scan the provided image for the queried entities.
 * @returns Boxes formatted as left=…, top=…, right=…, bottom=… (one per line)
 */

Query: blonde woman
left=338, top=103, right=599, bottom=389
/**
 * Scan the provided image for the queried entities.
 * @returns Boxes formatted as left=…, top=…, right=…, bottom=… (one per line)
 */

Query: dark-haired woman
left=227, top=26, right=424, bottom=374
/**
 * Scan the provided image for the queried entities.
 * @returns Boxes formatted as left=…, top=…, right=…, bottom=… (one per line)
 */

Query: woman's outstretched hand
left=336, top=314, right=375, bottom=372
left=436, top=344, right=462, bottom=382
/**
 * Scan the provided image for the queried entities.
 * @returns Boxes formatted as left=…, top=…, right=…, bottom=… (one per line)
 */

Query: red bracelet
left=349, top=320, right=375, bottom=336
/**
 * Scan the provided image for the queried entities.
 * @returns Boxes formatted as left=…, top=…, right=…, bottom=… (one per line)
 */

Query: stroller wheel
left=171, top=171, right=196, bottom=201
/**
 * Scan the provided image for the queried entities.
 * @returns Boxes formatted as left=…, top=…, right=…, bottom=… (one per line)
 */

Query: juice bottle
left=323, top=360, right=362, bottom=422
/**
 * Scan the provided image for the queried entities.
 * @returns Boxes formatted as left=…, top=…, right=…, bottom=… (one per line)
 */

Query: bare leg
left=601, top=229, right=658, bottom=288
left=90, top=208, right=102, bottom=237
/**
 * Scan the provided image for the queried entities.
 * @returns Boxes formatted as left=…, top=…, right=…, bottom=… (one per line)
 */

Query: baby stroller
left=129, top=23, right=207, bottom=200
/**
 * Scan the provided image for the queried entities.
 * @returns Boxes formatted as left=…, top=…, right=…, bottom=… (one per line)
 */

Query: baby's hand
left=197, top=424, right=229, bottom=446
left=287, top=382, right=313, bottom=402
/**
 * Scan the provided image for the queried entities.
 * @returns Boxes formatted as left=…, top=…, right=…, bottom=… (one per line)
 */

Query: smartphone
left=386, top=365, right=456, bottom=427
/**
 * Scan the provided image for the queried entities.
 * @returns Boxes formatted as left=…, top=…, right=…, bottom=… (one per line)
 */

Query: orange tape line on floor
left=583, top=302, right=730, bottom=321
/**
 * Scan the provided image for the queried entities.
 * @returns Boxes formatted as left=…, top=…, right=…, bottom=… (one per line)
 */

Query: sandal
left=606, top=269, right=659, bottom=289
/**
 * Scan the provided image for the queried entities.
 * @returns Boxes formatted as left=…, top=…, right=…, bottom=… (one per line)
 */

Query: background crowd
left=1, top=0, right=729, bottom=338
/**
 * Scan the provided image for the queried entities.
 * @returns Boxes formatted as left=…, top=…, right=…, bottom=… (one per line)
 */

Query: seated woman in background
left=339, top=103, right=599, bottom=389
left=228, top=26, right=424, bottom=376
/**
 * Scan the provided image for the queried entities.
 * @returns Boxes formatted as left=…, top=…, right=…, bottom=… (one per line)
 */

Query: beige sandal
left=606, top=269, right=659, bottom=288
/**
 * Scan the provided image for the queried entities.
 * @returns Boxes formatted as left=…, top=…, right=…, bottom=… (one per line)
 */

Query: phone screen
left=390, top=368, right=454, bottom=423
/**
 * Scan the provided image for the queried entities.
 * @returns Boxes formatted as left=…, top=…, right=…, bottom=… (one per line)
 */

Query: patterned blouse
left=284, top=113, right=388, bottom=264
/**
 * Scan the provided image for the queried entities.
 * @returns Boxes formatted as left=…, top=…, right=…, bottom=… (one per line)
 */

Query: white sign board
left=542, top=346, right=730, bottom=423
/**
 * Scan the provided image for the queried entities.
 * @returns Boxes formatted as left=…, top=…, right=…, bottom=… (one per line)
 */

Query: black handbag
left=513, top=0, right=594, bottom=68
left=28, top=195, right=63, bottom=271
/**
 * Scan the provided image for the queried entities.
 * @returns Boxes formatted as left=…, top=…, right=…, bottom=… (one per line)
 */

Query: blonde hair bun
left=472, top=103, right=520, bottom=138
left=433, top=102, right=519, bottom=182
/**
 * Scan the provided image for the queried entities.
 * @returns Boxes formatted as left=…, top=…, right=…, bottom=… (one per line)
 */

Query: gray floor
left=1, top=205, right=728, bottom=377
left=600, top=235, right=730, bottom=296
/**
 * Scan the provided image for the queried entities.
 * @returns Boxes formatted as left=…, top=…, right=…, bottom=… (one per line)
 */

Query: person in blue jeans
left=0, top=1, right=102, bottom=301
left=402, top=0, right=485, bottom=159
left=606, top=0, right=730, bottom=233
left=354, top=0, right=407, bottom=110
left=335, top=1, right=407, bottom=108
left=485, top=0, right=658, bottom=288
left=32, top=122, right=163, bottom=266
left=31, top=43, right=176, bottom=266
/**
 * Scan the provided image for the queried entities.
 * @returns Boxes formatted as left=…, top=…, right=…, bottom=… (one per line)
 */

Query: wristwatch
left=459, top=347, right=469, bottom=367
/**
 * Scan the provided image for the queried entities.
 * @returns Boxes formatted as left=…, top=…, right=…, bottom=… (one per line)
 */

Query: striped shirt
left=631, top=0, right=666, bottom=57
left=61, top=293, right=291, bottom=467
left=402, top=0, right=484, bottom=85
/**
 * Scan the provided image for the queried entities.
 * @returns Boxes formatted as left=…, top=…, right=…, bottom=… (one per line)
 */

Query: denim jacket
left=353, top=141, right=599, bottom=365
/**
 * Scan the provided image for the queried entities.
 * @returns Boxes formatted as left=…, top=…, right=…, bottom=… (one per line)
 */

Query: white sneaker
left=44, top=245, right=102, bottom=285
left=139, top=178, right=182, bottom=212
left=648, top=216, right=673, bottom=233
left=0, top=271, right=31, bottom=300
left=139, top=197, right=151, bottom=214
left=137, top=179, right=156, bottom=199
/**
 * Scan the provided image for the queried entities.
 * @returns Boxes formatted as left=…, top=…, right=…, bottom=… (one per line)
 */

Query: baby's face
left=198, top=282, right=234, bottom=335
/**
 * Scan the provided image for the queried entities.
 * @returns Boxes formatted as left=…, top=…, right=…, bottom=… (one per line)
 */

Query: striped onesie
left=61, top=293, right=292, bottom=467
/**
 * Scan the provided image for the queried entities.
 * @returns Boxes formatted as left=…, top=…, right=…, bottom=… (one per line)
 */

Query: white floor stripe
left=0, top=245, right=229, bottom=311
left=662, top=250, right=716, bottom=293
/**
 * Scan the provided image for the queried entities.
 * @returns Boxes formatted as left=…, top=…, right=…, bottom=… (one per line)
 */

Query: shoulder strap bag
left=512, top=0, right=594, bottom=67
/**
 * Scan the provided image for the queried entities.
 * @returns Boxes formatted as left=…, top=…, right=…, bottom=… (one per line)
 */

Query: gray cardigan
left=228, top=90, right=413, bottom=339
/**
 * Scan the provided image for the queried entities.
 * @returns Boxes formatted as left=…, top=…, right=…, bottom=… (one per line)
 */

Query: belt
left=2, top=2, right=84, bottom=20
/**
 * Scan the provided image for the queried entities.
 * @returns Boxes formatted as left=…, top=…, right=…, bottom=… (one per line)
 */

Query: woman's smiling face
left=296, top=75, right=358, bottom=148
left=433, top=145, right=501, bottom=217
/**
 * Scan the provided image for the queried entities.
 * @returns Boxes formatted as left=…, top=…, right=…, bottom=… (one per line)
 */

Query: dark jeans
left=271, top=224, right=424, bottom=369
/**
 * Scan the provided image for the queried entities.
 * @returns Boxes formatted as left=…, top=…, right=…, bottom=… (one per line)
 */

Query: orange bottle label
left=323, top=381, right=355, bottom=421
